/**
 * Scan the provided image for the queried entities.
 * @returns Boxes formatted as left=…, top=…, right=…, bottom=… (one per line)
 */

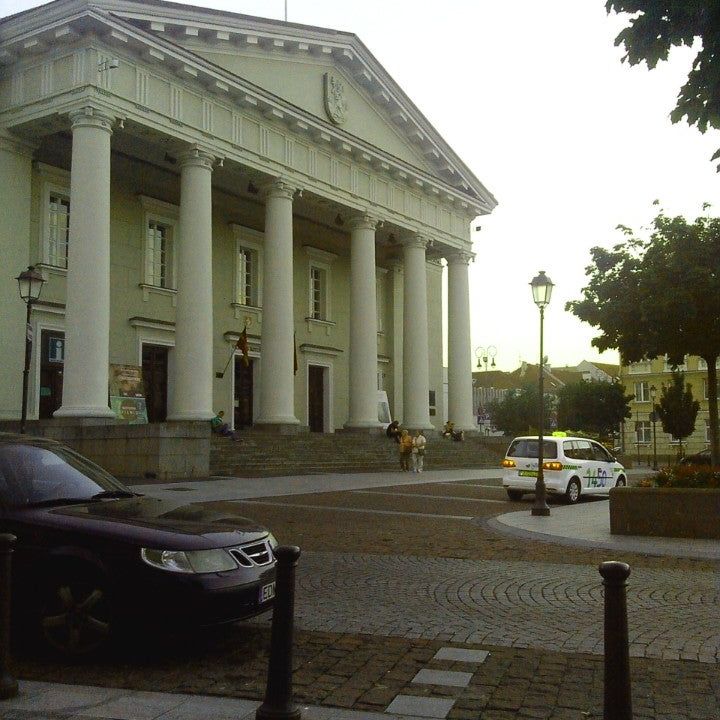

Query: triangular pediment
left=190, top=47, right=440, bottom=176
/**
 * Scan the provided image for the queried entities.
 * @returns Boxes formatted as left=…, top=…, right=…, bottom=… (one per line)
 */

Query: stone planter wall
left=609, top=487, right=720, bottom=539
left=0, top=420, right=211, bottom=480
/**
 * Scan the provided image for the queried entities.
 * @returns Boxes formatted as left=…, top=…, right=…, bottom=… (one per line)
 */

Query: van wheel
left=506, top=490, right=523, bottom=501
left=615, top=476, right=627, bottom=488
left=565, top=478, right=581, bottom=505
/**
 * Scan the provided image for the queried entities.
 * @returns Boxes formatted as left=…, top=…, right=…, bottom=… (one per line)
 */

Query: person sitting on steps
left=211, top=410, right=239, bottom=441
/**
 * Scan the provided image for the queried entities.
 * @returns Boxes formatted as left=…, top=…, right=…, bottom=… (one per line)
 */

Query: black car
left=0, top=434, right=277, bottom=656
left=678, top=449, right=712, bottom=467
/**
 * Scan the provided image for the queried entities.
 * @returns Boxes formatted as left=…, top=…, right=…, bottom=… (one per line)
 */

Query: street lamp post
left=530, top=270, right=554, bottom=517
left=15, top=266, right=45, bottom=434
left=650, top=384, right=658, bottom=470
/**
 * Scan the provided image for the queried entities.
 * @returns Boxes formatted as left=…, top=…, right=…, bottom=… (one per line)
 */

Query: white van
left=501, top=434, right=627, bottom=504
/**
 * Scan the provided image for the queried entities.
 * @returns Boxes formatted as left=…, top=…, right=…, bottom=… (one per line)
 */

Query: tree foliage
left=557, top=380, right=632, bottom=439
left=567, top=209, right=720, bottom=463
left=655, top=371, right=700, bottom=454
left=488, top=385, right=554, bottom=437
left=606, top=1, right=720, bottom=166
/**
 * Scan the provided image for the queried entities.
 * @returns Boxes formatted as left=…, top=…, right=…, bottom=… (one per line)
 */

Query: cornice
left=0, top=0, right=496, bottom=214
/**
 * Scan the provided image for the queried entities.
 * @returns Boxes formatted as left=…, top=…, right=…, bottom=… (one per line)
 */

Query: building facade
left=620, top=356, right=716, bottom=462
left=0, top=0, right=496, bottom=438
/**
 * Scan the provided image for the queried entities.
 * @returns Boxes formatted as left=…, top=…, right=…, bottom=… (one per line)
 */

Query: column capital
left=347, top=213, right=379, bottom=232
left=177, top=145, right=216, bottom=170
left=445, top=249, right=475, bottom=266
left=263, top=177, right=300, bottom=200
left=68, top=105, right=115, bottom=134
left=399, top=233, right=432, bottom=251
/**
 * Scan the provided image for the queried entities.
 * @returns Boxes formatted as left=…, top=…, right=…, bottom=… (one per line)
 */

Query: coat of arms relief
left=323, top=72, right=348, bottom=125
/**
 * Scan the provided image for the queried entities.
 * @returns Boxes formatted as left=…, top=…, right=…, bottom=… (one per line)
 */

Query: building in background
left=619, top=356, right=714, bottom=464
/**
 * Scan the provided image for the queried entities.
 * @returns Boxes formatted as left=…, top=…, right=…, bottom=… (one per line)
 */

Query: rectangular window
left=309, top=265, right=327, bottom=320
left=376, top=275, right=385, bottom=333
left=237, top=246, right=256, bottom=306
left=634, top=381, right=649, bottom=402
left=145, top=221, right=173, bottom=288
left=47, top=193, right=70, bottom=268
left=635, top=421, right=651, bottom=444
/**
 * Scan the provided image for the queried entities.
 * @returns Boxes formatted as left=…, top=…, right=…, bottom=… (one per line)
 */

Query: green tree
left=606, top=1, right=720, bottom=166
left=557, top=380, right=632, bottom=439
left=488, top=385, right=554, bottom=437
left=655, top=371, right=700, bottom=457
left=567, top=209, right=720, bottom=464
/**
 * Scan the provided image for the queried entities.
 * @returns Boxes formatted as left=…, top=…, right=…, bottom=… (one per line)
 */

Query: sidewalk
left=1, top=680, right=421, bottom=720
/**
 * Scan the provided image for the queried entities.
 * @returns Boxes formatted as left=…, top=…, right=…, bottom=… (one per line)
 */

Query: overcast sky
left=2, top=0, right=719, bottom=371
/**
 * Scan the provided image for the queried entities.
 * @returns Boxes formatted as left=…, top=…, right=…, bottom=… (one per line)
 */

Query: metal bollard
left=256, top=545, right=302, bottom=720
left=0, top=534, right=18, bottom=700
left=599, top=561, right=632, bottom=720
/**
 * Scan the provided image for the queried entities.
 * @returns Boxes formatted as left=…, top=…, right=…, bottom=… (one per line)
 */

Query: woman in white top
left=412, top=430, right=427, bottom=473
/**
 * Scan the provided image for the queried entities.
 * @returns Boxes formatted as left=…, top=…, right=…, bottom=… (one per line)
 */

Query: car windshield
left=506, top=439, right=558, bottom=460
left=0, top=443, right=131, bottom=508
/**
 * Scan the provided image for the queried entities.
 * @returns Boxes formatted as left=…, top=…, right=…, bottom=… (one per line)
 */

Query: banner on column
left=109, top=364, right=148, bottom=424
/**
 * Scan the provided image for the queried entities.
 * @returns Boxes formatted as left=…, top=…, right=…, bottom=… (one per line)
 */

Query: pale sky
left=2, top=0, right=719, bottom=371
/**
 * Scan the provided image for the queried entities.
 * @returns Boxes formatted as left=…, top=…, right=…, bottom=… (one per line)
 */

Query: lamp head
left=16, top=265, right=45, bottom=303
left=530, top=270, right=554, bottom=308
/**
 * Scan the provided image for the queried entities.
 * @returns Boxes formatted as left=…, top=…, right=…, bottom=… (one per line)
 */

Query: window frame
left=634, top=381, right=650, bottom=402
left=303, top=246, right=337, bottom=324
left=39, top=165, right=72, bottom=272
left=231, top=225, right=264, bottom=308
left=635, top=421, right=651, bottom=444
left=139, top=195, right=179, bottom=293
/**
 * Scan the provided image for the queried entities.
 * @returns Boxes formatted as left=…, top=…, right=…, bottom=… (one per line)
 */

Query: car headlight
left=140, top=548, right=238, bottom=574
left=266, top=533, right=279, bottom=550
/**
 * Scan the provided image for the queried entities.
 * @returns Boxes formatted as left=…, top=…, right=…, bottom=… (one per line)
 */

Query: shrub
left=654, top=465, right=720, bottom=489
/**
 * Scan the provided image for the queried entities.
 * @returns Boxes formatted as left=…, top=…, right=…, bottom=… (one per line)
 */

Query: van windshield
left=506, top=439, right=558, bottom=460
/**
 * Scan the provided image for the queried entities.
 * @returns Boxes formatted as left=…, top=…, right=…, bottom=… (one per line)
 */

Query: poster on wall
left=109, top=364, right=148, bottom=424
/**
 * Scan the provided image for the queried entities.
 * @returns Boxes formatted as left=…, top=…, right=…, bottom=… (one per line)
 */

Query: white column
left=167, top=147, right=215, bottom=421
left=55, top=106, right=115, bottom=419
left=402, top=235, right=433, bottom=429
left=256, top=179, right=299, bottom=426
left=345, top=214, right=380, bottom=429
left=447, top=251, right=476, bottom=430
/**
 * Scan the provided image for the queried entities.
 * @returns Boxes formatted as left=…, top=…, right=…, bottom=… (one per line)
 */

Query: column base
left=341, top=423, right=384, bottom=434
left=54, top=406, right=115, bottom=420
left=252, top=422, right=308, bottom=435
left=167, top=411, right=214, bottom=422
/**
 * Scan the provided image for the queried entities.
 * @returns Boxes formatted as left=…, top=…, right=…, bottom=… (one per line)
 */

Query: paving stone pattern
left=293, top=551, right=720, bottom=663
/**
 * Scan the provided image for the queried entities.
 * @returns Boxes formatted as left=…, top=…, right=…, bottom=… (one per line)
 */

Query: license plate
left=259, top=581, right=276, bottom=604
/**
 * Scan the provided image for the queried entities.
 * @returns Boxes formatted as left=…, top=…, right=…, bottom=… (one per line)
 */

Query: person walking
left=399, top=429, right=413, bottom=471
left=412, top=429, right=427, bottom=473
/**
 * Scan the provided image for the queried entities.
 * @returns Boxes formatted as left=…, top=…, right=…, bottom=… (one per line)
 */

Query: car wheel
left=615, top=476, right=627, bottom=488
left=40, top=570, right=112, bottom=656
left=506, top=489, right=524, bottom=501
left=565, top=478, right=581, bottom=505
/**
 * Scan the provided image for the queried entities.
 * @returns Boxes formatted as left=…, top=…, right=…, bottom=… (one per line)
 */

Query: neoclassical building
left=0, top=0, right=496, bottom=443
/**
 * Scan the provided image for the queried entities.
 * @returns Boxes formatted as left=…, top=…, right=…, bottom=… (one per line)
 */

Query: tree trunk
left=707, top=357, right=720, bottom=466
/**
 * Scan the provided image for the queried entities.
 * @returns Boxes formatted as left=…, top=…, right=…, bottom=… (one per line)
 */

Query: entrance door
left=142, top=345, right=169, bottom=423
left=234, top=357, right=254, bottom=428
left=308, top=365, right=325, bottom=433
left=39, top=330, right=64, bottom=419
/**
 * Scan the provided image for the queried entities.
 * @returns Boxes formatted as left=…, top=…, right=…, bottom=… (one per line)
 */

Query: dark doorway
left=39, top=330, right=64, bottom=419
left=142, top=344, right=169, bottom=423
left=308, top=365, right=325, bottom=433
left=234, top=357, right=254, bottom=428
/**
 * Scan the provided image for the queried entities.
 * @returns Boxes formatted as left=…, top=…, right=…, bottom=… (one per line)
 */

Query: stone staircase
left=210, top=430, right=507, bottom=477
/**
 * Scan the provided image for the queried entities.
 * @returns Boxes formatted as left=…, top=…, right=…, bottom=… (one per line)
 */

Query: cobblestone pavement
left=11, top=476, right=720, bottom=719
left=291, top=552, right=720, bottom=663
